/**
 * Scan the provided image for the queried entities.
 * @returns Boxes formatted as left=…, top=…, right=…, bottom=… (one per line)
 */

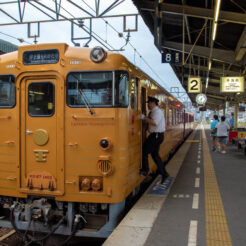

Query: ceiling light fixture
left=212, top=22, right=217, bottom=41
left=206, top=77, right=209, bottom=88
left=212, top=0, right=221, bottom=41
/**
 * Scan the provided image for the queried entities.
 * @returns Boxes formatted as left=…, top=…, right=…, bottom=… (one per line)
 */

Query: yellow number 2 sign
left=188, top=77, right=201, bottom=93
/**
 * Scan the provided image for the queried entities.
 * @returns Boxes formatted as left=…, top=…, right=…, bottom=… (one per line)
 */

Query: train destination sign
left=188, top=77, right=201, bottom=93
left=220, top=76, right=244, bottom=93
left=23, top=49, right=59, bottom=65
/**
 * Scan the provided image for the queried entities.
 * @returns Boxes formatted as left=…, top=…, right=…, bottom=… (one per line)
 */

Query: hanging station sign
left=161, top=51, right=182, bottom=64
left=188, top=77, right=201, bottom=93
left=220, top=76, right=244, bottom=93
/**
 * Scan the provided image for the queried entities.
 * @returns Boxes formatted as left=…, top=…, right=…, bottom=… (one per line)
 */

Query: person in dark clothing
left=140, top=96, right=169, bottom=184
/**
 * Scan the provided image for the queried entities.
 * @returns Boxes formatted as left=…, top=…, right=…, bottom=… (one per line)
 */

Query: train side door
left=141, top=87, right=147, bottom=144
left=20, top=77, right=64, bottom=195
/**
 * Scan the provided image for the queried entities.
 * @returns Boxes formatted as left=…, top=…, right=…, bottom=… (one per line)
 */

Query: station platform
left=103, top=124, right=246, bottom=246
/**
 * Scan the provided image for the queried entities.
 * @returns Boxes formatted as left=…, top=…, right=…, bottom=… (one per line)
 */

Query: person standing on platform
left=229, top=112, right=234, bottom=129
left=216, top=115, right=230, bottom=154
left=139, top=96, right=169, bottom=184
left=210, top=115, right=219, bottom=151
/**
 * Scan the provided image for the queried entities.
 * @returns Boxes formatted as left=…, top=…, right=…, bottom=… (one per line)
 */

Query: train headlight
left=99, top=138, right=112, bottom=150
left=100, top=139, right=109, bottom=149
left=91, top=178, right=102, bottom=191
left=81, top=178, right=91, bottom=191
left=90, top=47, right=107, bottom=63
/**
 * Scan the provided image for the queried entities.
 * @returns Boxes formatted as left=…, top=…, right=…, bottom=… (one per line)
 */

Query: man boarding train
left=140, top=96, right=169, bottom=184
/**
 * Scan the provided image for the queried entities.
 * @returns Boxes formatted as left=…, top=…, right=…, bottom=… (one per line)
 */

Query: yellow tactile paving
left=186, top=139, right=200, bottom=143
left=202, top=126, right=233, bottom=246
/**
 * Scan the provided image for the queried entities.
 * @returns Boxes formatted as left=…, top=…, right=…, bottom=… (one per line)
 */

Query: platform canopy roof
left=132, top=0, right=246, bottom=109
left=0, top=39, right=18, bottom=55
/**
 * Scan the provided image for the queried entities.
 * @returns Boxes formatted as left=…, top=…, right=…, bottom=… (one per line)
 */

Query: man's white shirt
left=148, top=106, right=165, bottom=133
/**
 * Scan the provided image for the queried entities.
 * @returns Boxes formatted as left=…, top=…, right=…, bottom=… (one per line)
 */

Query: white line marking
left=188, top=220, right=198, bottom=246
left=178, top=194, right=184, bottom=198
left=198, top=150, right=201, bottom=154
left=197, top=160, right=200, bottom=164
left=185, top=194, right=190, bottom=198
left=197, top=155, right=201, bottom=159
left=196, top=167, right=200, bottom=174
left=194, top=178, right=200, bottom=188
left=192, top=193, right=199, bottom=209
left=173, top=194, right=177, bottom=198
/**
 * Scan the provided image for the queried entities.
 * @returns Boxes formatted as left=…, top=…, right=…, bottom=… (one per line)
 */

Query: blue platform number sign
left=162, top=51, right=181, bottom=64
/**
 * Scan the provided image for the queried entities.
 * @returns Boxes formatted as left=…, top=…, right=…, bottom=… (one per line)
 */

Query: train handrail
left=0, top=116, right=11, bottom=120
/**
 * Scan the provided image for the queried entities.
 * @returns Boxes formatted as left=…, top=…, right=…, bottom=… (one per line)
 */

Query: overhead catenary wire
left=31, top=0, right=170, bottom=89
left=74, top=0, right=170, bottom=89
left=49, top=0, right=116, bottom=51
left=0, top=31, right=32, bottom=44
left=1, top=0, right=169, bottom=90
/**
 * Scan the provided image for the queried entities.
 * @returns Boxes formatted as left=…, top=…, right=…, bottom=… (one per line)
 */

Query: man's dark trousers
left=142, top=132, right=168, bottom=176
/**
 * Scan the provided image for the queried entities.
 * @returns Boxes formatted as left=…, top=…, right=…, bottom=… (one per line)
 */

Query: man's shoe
left=161, top=174, right=169, bottom=184
left=139, top=169, right=148, bottom=176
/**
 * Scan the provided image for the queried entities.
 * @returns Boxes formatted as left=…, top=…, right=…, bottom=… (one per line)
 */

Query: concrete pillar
left=234, top=103, right=239, bottom=129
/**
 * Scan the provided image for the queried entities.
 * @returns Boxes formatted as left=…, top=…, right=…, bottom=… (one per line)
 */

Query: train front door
left=20, top=77, right=64, bottom=195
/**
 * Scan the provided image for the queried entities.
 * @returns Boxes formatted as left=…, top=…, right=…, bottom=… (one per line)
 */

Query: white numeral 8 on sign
left=165, top=53, right=171, bottom=62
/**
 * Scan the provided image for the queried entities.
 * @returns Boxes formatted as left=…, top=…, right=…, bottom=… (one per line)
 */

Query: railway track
left=0, top=227, right=105, bottom=246
left=0, top=228, right=23, bottom=246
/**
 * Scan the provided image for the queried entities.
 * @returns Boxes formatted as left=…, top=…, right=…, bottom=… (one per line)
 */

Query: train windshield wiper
left=78, top=88, right=95, bottom=115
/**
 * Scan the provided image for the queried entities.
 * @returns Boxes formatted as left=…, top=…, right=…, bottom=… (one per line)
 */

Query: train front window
left=28, top=82, right=55, bottom=117
left=67, top=71, right=129, bottom=107
left=0, top=75, right=16, bottom=108
left=67, top=72, right=113, bottom=107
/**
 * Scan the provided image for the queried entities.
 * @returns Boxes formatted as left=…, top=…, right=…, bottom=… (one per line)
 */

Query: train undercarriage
left=0, top=195, right=126, bottom=241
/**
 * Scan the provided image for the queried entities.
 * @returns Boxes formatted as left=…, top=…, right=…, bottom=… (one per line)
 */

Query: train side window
left=141, top=87, right=147, bottom=115
left=129, top=77, right=139, bottom=110
left=169, top=109, right=173, bottom=125
left=130, top=78, right=135, bottom=109
left=28, top=82, right=55, bottom=117
left=176, top=110, right=179, bottom=124
left=0, top=75, right=16, bottom=108
left=115, top=71, right=129, bottom=107
left=135, top=78, right=139, bottom=110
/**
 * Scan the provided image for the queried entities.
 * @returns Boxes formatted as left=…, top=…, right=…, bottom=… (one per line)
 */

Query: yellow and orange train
left=0, top=43, right=193, bottom=239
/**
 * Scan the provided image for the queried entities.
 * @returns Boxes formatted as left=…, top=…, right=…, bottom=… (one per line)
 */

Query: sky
left=0, top=0, right=189, bottom=103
